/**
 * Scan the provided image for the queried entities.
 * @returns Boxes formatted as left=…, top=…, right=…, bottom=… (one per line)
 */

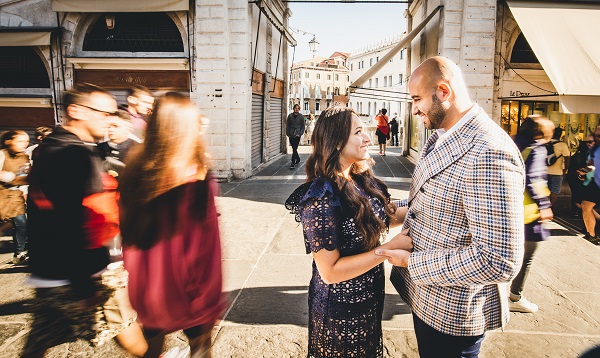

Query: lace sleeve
left=285, top=178, right=343, bottom=254
left=300, top=195, right=341, bottom=253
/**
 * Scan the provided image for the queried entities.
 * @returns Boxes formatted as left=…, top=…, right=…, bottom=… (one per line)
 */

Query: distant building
left=289, top=52, right=350, bottom=117
left=347, top=35, right=407, bottom=125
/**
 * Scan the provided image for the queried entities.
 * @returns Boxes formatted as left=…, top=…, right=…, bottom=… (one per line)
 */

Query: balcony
left=315, top=109, right=321, bottom=115
left=326, top=94, right=332, bottom=99
left=315, top=93, right=322, bottom=99
left=302, top=109, right=310, bottom=115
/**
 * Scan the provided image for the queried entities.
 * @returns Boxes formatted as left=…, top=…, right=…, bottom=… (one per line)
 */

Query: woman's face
left=586, top=135, right=595, bottom=149
left=6, top=134, right=29, bottom=153
left=339, top=115, right=370, bottom=168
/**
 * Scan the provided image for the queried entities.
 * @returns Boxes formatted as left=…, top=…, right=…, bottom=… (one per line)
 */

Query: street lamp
left=308, top=35, right=319, bottom=58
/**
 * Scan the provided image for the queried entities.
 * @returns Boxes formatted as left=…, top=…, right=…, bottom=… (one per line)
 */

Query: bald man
left=376, top=57, right=525, bottom=357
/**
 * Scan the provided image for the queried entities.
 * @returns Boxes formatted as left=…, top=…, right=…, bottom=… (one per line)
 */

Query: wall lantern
left=105, top=14, right=116, bottom=30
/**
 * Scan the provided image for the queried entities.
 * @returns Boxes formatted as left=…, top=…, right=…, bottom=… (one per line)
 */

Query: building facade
left=289, top=52, right=350, bottom=117
left=401, top=0, right=600, bottom=159
left=0, top=0, right=295, bottom=180
left=347, top=36, right=407, bottom=127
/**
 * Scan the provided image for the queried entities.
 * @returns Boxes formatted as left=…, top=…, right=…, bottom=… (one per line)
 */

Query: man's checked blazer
left=390, top=107, right=526, bottom=336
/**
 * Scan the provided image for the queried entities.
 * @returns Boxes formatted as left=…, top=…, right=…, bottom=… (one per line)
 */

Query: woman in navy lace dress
left=285, top=106, right=410, bottom=357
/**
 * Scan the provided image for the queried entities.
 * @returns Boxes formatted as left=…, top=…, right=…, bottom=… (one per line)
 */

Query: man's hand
left=374, top=248, right=411, bottom=267
left=382, top=229, right=413, bottom=251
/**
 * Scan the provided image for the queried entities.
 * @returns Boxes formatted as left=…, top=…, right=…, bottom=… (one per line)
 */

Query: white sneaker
left=509, top=297, right=539, bottom=313
left=160, top=346, right=191, bottom=358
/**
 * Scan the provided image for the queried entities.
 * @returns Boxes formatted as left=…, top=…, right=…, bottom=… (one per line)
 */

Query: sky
left=288, top=2, right=408, bottom=64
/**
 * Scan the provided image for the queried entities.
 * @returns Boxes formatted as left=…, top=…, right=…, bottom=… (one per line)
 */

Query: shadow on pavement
left=223, top=286, right=411, bottom=326
left=0, top=298, right=33, bottom=316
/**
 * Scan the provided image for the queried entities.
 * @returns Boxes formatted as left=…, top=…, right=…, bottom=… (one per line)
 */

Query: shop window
left=510, top=33, right=539, bottom=64
left=0, top=47, right=50, bottom=88
left=83, top=13, right=184, bottom=52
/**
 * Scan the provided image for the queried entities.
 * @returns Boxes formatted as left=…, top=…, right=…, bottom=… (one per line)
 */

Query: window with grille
left=510, top=33, right=539, bottom=64
left=0, top=47, right=50, bottom=88
left=83, top=13, right=184, bottom=52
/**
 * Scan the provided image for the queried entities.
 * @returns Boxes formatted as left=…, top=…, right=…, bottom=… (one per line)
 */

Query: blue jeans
left=412, top=313, right=485, bottom=358
left=11, top=214, right=27, bottom=256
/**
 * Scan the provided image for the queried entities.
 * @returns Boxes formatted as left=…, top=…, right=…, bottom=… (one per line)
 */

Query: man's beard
left=427, top=94, right=446, bottom=129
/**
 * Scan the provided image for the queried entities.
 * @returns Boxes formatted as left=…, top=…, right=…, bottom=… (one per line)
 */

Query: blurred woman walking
left=119, top=93, right=225, bottom=357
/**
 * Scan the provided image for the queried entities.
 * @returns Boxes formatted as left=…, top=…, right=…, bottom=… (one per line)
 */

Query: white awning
left=0, top=31, right=51, bottom=46
left=349, top=5, right=442, bottom=92
left=52, top=0, right=189, bottom=12
left=507, top=1, right=600, bottom=113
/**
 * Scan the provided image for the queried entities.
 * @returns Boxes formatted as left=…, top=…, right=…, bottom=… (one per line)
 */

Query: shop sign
left=509, top=90, right=531, bottom=97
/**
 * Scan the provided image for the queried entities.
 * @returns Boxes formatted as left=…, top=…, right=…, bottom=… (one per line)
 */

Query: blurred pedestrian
left=120, top=93, right=225, bottom=357
left=303, top=113, right=315, bottom=145
left=579, top=125, right=600, bottom=245
left=375, top=56, right=525, bottom=358
left=25, top=126, right=53, bottom=163
left=389, top=112, right=399, bottom=146
left=510, top=116, right=554, bottom=313
left=285, top=106, right=409, bottom=358
left=375, top=108, right=389, bottom=155
left=567, top=135, right=593, bottom=217
left=98, top=109, right=139, bottom=178
left=0, top=130, right=30, bottom=264
left=286, top=103, right=305, bottom=169
left=546, top=127, right=570, bottom=207
left=23, top=83, right=147, bottom=357
left=123, top=85, right=154, bottom=142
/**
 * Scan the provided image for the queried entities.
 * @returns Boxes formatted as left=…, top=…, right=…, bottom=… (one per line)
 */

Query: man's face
left=594, top=130, right=600, bottom=145
left=129, top=94, right=154, bottom=116
left=410, top=77, right=446, bottom=130
left=108, top=119, right=132, bottom=144
left=293, top=105, right=300, bottom=114
left=81, top=93, right=118, bottom=141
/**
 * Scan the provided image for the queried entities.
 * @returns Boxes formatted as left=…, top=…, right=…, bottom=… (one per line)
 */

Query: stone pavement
left=0, top=145, right=599, bottom=357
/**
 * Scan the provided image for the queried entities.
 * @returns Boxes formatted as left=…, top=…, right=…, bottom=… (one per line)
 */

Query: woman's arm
left=312, top=237, right=412, bottom=285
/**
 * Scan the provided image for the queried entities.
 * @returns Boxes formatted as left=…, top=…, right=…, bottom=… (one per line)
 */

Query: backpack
left=546, top=141, right=563, bottom=166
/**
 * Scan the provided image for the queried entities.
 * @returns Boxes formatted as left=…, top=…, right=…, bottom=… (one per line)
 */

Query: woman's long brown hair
left=119, top=92, right=208, bottom=248
left=305, top=106, right=395, bottom=250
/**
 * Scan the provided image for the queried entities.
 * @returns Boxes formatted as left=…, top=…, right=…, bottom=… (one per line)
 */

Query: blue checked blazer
left=390, top=108, right=525, bottom=336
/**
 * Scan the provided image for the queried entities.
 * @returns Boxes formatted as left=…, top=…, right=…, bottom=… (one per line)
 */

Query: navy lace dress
left=285, top=178, right=388, bottom=358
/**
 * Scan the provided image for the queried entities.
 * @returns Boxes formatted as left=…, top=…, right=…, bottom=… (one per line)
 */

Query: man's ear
left=66, top=104, right=87, bottom=121
left=437, top=82, right=452, bottom=102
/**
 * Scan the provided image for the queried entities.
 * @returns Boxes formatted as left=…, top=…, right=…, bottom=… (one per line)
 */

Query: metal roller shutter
left=267, top=97, right=283, bottom=159
left=251, top=94, right=264, bottom=169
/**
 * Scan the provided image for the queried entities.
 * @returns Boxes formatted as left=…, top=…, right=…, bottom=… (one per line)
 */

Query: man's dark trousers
left=289, top=136, right=301, bottom=165
left=413, top=313, right=485, bottom=358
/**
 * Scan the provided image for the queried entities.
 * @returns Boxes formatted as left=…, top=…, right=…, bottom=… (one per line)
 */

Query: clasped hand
left=375, top=229, right=412, bottom=267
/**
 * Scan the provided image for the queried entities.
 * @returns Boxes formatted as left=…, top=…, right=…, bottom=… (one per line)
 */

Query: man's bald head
left=408, top=56, right=473, bottom=130
left=410, top=56, right=467, bottom=95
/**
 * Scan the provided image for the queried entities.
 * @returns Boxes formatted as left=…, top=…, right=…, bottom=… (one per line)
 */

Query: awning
left=507, top=1, right=600, bottom=113
left=349, top=5, right=442, bottom=92
left=52, top=0, right=189, bottom=12
left=0, top=27, right=55, bottom=46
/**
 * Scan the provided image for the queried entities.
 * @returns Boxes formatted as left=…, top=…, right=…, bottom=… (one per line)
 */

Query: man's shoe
left=289, top=163, right=295, bottom=170
left=509, top=297, right=539, bottom=313
left=12, top=252, right=28, bottom=265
